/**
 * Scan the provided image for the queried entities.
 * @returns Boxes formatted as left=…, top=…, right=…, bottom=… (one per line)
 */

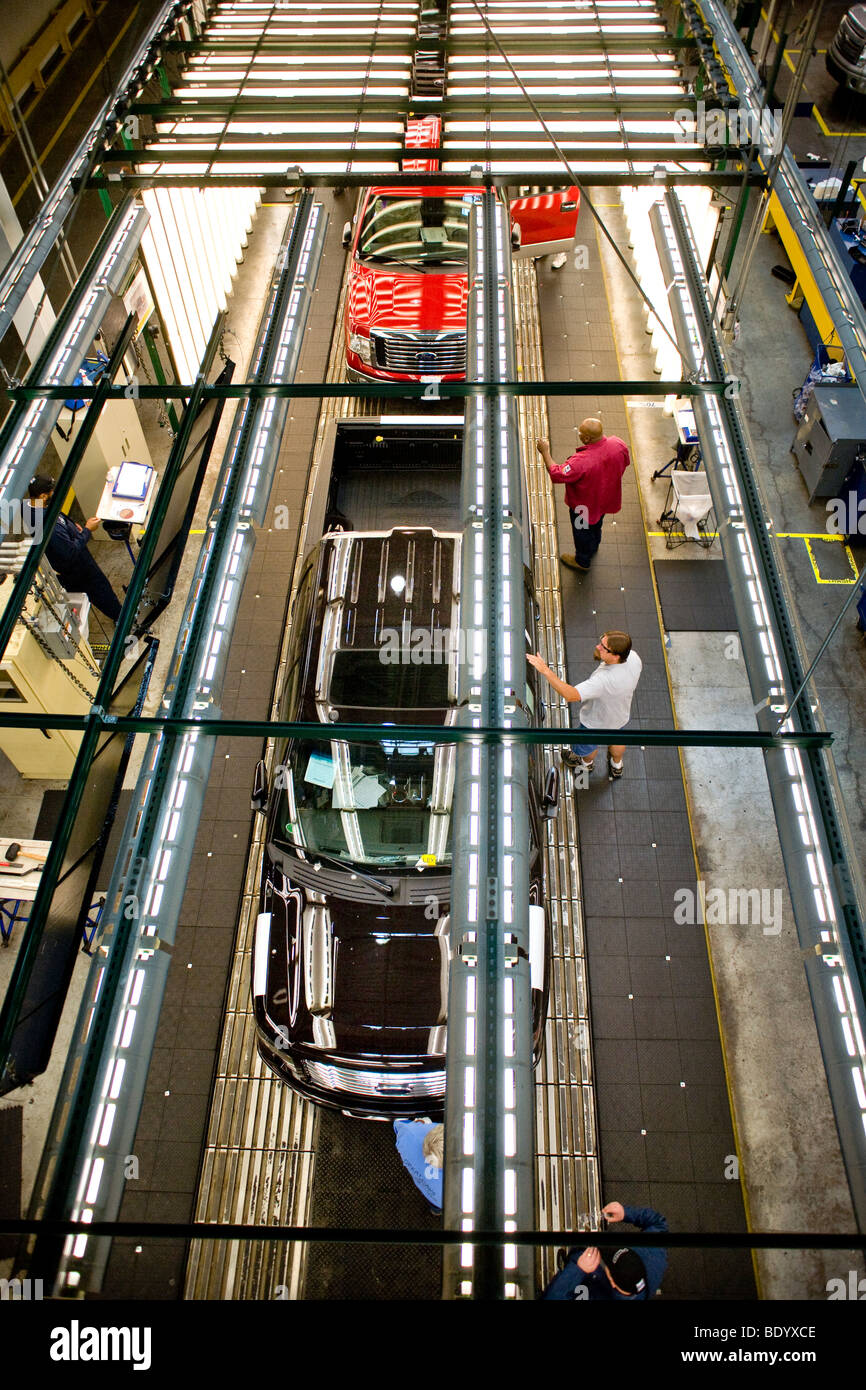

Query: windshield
left=358, top=194, right=477, bottom=265
left=275, top=738, right=454, bottom=867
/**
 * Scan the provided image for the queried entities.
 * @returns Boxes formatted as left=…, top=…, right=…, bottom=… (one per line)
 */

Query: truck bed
left=325, top=420, right=464, bottom=534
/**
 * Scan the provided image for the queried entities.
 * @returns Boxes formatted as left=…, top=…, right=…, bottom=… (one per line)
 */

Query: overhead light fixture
left=140, top=184, right=259, bottom=381
left=0, top=198, right=149, bottom=510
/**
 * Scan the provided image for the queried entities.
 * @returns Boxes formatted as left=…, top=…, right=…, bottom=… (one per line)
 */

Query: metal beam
left=8, top=378, right=734, bottom=401
left=699, top=0, right=866, bottom=404
left=444, top=191, right=535, bottom=1301
left=0, top=198, right=149, bottom=509
left=5, top=1216, right=864, bottom=1250
left=84, top=171, right=765, bottom=190
left=99, top=145, right=746, bottom=166
left=128, top=96, right=714, bottom=115
left=0, top=712, right=834, bottom=748
left=162, top=36, right=701, bottom=54
left=0, top=312, right=223, bottom=1095
left=110, top=132, right=735, bottom=150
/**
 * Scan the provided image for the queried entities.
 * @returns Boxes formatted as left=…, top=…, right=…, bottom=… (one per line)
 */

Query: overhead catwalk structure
left=0, top=200, right=150, bottom=504
left=21, top=194, right=326, bottom=1294
left=650, top=192, right=866, bottom=1223
left=0, top=0, right=865, bottom=1301
left=444, top=189, right=535, bottom=1299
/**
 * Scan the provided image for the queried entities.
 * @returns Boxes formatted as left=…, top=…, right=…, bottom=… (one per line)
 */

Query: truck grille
left=373, top=330, right=466, bottom=377
left=303, top=1060, right=446, bottom=1098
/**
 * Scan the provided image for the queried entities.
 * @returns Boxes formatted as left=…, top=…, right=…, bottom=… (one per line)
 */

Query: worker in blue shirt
left=27, top=474, right=121, bottom=621
left=541, top=1200, right=668, bottom=1300
left=393, top=1119, right=444, bottom=1213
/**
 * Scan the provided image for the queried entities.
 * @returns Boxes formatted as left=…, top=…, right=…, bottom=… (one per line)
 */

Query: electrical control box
left=791, top=385, right=866, bottom=502
left=0, top=579, right=91, bottom=778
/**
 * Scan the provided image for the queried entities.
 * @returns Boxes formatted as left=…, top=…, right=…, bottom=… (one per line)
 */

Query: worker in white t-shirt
left=528, top=631, right=642, bottom=779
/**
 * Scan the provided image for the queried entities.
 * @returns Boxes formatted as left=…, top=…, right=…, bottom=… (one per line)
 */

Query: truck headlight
left=349, top=331, right=372, bottom=365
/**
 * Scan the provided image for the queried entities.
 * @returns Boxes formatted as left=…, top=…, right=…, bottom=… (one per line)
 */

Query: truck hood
left=262, top=872, right=450, bottom=1057
left=347, top=260, right=468, bottom=336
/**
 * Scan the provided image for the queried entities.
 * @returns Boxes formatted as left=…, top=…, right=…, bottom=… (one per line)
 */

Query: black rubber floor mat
left=0, top=1105, right=22, bottom=1257
left=33, top=789, right=66, bottom=840
left=302, top=1111, right=442, bottom=1300
left=653, top=559, right=739, bottom=631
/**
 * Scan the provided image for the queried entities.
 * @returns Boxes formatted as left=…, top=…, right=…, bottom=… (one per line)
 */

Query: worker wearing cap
left=541, top=1200, right=668, bottom=1300
left=26, top=474, right=121, bottom=622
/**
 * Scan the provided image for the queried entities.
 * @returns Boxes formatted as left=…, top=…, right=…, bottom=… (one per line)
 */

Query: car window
left=275, top=738, right=454, bottom=867
left=329, top=648, right=450, bottom=709
left=358, top=195, right=471, bottom=265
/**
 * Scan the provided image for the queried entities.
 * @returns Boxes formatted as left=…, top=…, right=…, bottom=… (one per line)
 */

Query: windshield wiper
left=281, top=840, right=395, bottom=897
left=364, top=254, right=433, bottom=273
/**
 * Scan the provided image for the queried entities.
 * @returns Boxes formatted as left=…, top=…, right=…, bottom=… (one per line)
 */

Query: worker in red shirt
left=537, top=420, right=631, bottom=571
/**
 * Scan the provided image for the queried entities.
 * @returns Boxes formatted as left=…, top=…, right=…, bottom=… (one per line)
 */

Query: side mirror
left=511, top=222, right=522, bottom=250
left=342, top=220, right=352, bottom=249
left=251, top=758, right=269, bottom=814
left=541, top=765, right=559, bottom=819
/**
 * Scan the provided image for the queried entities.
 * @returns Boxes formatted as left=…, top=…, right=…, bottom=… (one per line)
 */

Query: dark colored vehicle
left=250, top=425, right=557, bottom=1117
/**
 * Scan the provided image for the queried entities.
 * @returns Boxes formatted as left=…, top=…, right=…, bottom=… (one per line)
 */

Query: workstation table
left=0, top=839, right=51, bottom=944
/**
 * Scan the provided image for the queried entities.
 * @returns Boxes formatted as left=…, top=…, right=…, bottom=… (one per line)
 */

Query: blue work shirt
left=393, top=1120, right=443, bottom=1210
left=541, top=1205, right=668, bottom=1300
left=46, top=513, right=94, bottom=578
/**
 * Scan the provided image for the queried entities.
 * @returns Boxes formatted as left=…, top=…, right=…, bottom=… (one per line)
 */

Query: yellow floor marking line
left=646, top=530, right=720, bottom=539
left=803, top=535, right=859, bottom=583
left=812, top=105, right=866, bottom=139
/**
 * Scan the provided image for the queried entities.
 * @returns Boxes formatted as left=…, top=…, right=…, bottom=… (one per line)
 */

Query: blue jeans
left=571, top=717, right=631, bottom=760
left=570, top=736, right=599, bottom=757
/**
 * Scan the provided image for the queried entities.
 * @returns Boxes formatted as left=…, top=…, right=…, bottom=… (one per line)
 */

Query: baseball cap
left=603, top=1247, right=647, bottom=1295
left=27, top=474, right=55, bottom=498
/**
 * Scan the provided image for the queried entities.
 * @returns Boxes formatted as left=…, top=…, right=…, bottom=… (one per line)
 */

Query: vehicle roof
left=300, top=528, right=462, bottom=723
left=363, top=184, right=488, bottom=200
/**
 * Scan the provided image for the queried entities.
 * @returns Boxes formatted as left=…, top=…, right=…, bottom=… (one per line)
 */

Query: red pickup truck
left=343, top=117, right=580, bottom=383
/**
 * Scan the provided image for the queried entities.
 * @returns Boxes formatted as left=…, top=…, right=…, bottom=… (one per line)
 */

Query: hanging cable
left=725, top=0, right=827, bottom=330
left=31, top=578, right=102, bottom=680
left=465, top=0, right=690, bottom=364
left=345, top=0, right=386, bottom=180
left=202, top=0, right=281, bottom=180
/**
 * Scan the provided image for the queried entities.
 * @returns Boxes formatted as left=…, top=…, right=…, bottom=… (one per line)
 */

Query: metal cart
left=658, top=469, right=717, bottom=549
